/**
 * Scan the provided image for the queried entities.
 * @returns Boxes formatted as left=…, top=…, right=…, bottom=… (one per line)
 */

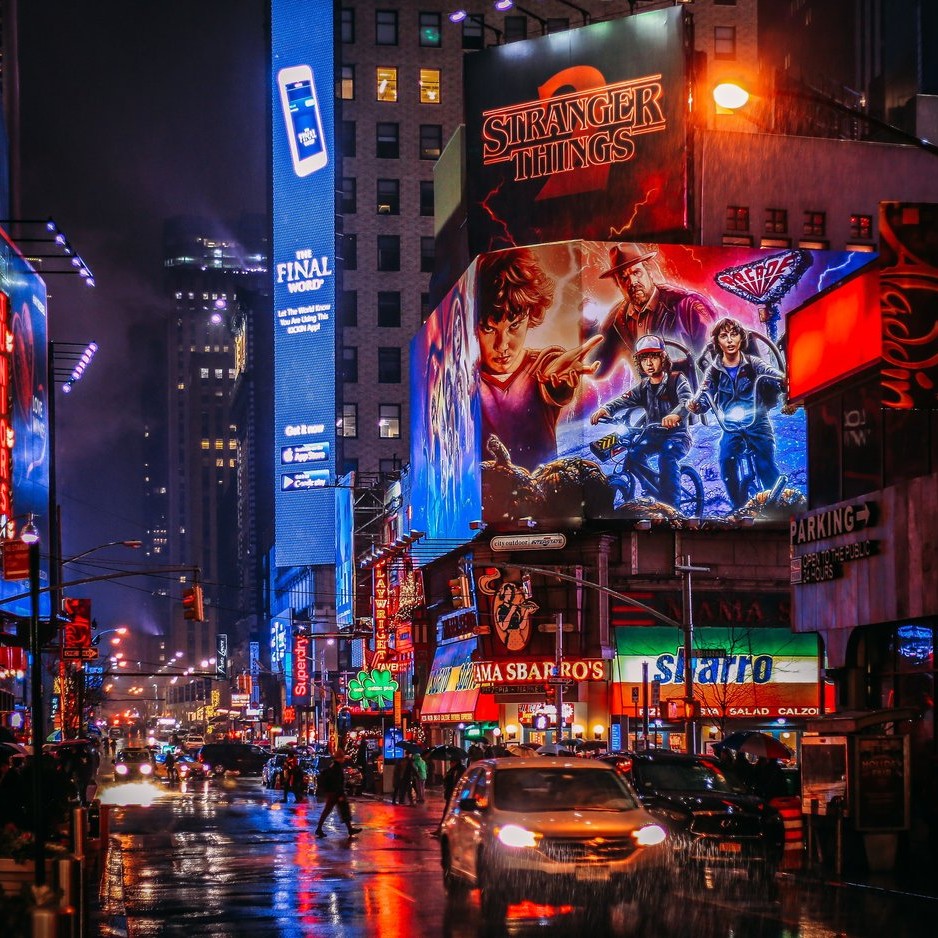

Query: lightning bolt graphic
left=818, top=255, right=855, bottom=291
left=607, top=187, right=659, bottom=237
left=479, top=179, right=517, bottom=248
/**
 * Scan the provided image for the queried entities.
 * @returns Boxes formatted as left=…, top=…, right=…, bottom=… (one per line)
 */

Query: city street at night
left=90, top=774, right=937, bottom=938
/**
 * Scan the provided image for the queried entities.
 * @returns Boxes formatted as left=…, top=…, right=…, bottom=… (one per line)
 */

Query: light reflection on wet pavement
left=92, top=777, right=937, bottom=937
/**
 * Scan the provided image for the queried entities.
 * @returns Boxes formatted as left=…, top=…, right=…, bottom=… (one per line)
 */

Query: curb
left=778, top=869, right=938, bottom=904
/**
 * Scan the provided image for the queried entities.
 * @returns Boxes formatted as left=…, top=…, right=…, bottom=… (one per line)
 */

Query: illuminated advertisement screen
left=271, top=0, right=336, bottom=566
left=335, top=472, right=354, bottom=626
left=611, top=626, right=834, bottom=719
left=464, top=7, right=689, bottom=257
left=410, top=240, right=870, bottom=529
left=0, top=231, right=49, bottom=619
left=409, top=275, right=482, bottom=543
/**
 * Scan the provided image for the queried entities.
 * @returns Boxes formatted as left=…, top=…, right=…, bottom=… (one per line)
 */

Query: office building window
left=419, top=12, right=442, bottom=47
left=379, top=457, right=402, bottom=475
left=339, top=177, right=357, bottom=215
left=504, top=16, right=528, bottom=42
left=419, top=124, right=443, bottom=160
left=714, top=26, right=736, bottom=59
left=850, top=213, right=873, bottom=239
left=377, top=178, right=400, bottom=214
left=342, top=347, right=359, bottom=383
left=338, top=65, right=355, bottom=100
left=341, top=233, right=357, bottom=269
left=377, top=291, right=401, bottom=327
left=419, top=68, right=441, bottom=104
left=376, top=122, right=400, bottom=158
left=339, top=403, right=358, bottom=438
left=340, top=8, right=354, bottom=43
left=376, top=9, right=398, bottom=45
left=377, top=66, right=398, bottom=102
left=378, top=347, right=402, bottom=383
left=420, top=237, right=435, bottom=273
left=803, top=211, right=826, bottom=237
left=340, top=291, right=357, bottom=327
left=725, top=205, right=749, bottom=232
left=419, top=180, right=434, bottom=216
left=379, top=404, right=401, bottom=439
left=462, top=16, right=484, bottom=50
left=420, top=293, right=432, bottom=323
left=377, top=235, right=401, bottom=271
left=340, top=120, right=356, bottom=157
left=765, top=208, right=787, bottom=234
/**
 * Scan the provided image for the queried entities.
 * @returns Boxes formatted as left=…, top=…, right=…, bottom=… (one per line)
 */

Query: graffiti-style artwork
left=878, top=202, right=938, bottom=410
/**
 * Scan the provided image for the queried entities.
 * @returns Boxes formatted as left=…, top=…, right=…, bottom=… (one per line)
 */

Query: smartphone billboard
left=410, top=240, right=872, bottom=536
left=271, top=0, right=336, bottom=566
left=464, top=7, right=689, bottom=257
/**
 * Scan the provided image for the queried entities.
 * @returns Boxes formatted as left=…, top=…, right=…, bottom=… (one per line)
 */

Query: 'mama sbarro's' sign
left=464, top=7, right=689, bottom=254
left=474, top=658, right=606, bottom=686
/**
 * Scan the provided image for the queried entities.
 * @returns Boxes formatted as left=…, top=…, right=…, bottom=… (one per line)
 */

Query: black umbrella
left=487, top=744, right=515, bottom=757
left=398, top=740, right=422, bottom=754
left=425, top=745, right=468, bottom=762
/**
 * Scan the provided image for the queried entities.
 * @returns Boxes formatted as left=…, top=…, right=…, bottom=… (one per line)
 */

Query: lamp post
left=21, top=525, right=47, bottom=887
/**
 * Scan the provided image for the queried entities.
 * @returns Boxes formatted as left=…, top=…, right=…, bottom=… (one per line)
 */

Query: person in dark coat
left=433, top=756, right=466, bottom=836
left=315, top=750, right=361, bottom=837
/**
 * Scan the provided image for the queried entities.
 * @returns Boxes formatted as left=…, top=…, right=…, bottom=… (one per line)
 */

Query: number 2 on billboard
left=278, top=65, right=328, bottom=177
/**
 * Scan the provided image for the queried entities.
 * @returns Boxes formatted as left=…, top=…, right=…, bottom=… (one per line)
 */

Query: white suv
left=184, top=735, right=205, bottom=748
left=439, top=758, right=667, bottom=928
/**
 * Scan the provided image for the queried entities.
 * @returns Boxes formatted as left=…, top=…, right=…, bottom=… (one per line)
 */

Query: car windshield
left=633, top=760, right=744, bottom=794
left=493, top=768, right=639, bottom=812
left=120, top=750, right=150, bottom=763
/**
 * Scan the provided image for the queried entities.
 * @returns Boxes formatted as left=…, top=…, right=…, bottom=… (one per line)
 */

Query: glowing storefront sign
left=271, top=0, right=337, bottom=566
left=371, top=562, right=390, bottom=667
left=293, top=634, right=311, bottom=705
left=474, top=658, right=605, bottom=686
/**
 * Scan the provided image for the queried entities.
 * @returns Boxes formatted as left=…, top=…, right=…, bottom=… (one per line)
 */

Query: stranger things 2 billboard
left=409, top=240, right=870, bottom=536
left=464, top=6, right=690, bottom=256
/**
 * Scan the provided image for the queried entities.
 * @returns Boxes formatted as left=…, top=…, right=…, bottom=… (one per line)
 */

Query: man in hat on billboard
left=591, top=243, right=716, bottom=379
left=589, top=333, right=692, bottom=508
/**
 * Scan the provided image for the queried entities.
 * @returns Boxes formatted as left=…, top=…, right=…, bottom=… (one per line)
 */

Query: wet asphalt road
left=90, top=775, right=937, bottom=938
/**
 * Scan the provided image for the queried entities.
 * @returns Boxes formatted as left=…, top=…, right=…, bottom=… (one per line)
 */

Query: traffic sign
left=2, top=541, right=29, bottom=580
left=546, top=677, right=573, bottom=686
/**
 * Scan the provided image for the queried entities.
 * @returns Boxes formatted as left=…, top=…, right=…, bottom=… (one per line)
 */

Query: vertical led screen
left=409, top=272, right=482, bottom=542
left=411, top=240, right=871, bottom=531
left=464, top=7, right=689, bottom=257
left=335, top=471, right=354, bottom=626
left=271, top=0, right=336, bottom=566
left=0, top=230, right=49, bottom=619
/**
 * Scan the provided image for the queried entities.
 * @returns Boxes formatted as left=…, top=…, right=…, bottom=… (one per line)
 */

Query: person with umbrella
left=433, top=755, right=466, bottom=837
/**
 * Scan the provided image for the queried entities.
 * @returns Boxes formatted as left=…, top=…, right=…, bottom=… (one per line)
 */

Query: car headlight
left=633, top=824, right=667, bottom=846
left=497, top=824, right=540, bottom=849
left=140, top=763, right=153, bottom=775
left=115, top=763, right=128, bottom=776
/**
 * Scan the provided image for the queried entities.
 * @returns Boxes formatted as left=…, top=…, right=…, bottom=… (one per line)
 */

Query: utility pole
left=555, top=612, right=564, bottom=744
left=675, top=555, right=710, bottom=755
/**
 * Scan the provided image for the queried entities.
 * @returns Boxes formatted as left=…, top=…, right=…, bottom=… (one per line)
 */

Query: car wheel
left=477, top=862, right=508, bottom=929
left=441, top=842, right=469, bottom=899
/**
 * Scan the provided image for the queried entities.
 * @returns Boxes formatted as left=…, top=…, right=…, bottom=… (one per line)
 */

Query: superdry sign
left=464, top=7, right=688, bottom=254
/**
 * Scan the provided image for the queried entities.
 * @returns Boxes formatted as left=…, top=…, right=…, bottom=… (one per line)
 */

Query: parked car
left=262, top=754, right=288, bottom=789
left=197, top=742, right=268, bottom=776
left=607, top=750, right=784, bottom=883
left=439, top=757, right=667, bottom=928
left=309, top=755, right=363, bottom=796
left=113, top=746, right=157, bottom=780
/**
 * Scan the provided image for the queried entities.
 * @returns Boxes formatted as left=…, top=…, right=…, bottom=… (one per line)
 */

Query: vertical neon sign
left=271, top=0, right=337, bottom=566
left=0, top=292, right=11, bottom=527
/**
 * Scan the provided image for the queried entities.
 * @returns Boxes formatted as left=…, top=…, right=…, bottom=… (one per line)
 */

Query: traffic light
left=448, top=575, right=471, bottom=609
left=182, top=584, right=205, bottom=621
left=543, top=683, right=556, bottom=703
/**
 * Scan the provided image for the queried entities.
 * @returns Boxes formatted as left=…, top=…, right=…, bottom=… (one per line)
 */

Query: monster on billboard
left=410, top=240, right=872, bottom=534
left=464, top=7, right=690, bottom=257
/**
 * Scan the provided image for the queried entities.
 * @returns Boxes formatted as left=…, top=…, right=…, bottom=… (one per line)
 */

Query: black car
left=608, top=751, right=784, bottom=882
left=197, top=742, right=268, bottom=776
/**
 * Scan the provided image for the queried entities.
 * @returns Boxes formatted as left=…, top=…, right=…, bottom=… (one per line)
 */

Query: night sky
left=15, top=1, right=268, bottom=626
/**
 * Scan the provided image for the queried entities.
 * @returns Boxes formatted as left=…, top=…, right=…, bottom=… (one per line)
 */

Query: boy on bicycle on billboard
left=688, top=317, right=788, bottom=509
left=589, top=333, right=692, bottom=509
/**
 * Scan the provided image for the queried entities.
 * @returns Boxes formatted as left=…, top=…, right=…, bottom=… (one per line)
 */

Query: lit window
left=377, top=67, right=398, bottom=102
left=228, top=369, right=236, bottom=379
left=215, top=440, right=224, bottom=450
left=725, top=205, right=750, bottom=232
left=803, top=211, right=826, bottom=237
left=216, top=458, right=224, bottom=468
left=850, top=213, right=873, bottom=240
left=714, top=26, right=736, bottom=59
left=214, top=369, right=224, bottom=380
left=228, top=440, right=237, bottom=450
left=339, top=403, right=358, bottom=438
left=229, top=459, right=236, bottom=468
left=419, top=12, right=441, bottom=47
left=338, top=65, right=355, bottom=100
left=200, top=368, right=209, bottom=379
left=419, top=69, right=440, bottom=104
left=379, top=404, right=401, bottom=439
left=201, top=440, right=210, bottom=450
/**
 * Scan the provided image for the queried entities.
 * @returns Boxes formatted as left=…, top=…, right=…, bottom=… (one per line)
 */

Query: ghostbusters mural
left=409, top=239, right=872, bottom=539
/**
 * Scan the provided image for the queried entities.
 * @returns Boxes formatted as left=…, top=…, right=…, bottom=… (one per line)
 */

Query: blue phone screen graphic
left=286, top=80, right=325, bottom=160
